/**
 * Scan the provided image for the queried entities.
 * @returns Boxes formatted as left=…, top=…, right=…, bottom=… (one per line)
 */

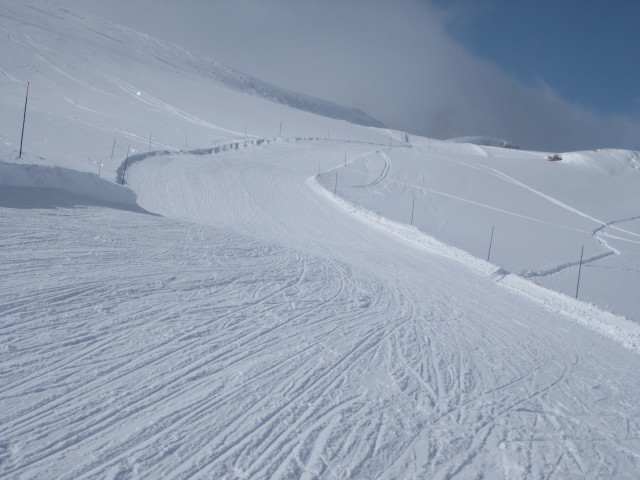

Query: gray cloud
left=57, top=0, right=640, bottom=151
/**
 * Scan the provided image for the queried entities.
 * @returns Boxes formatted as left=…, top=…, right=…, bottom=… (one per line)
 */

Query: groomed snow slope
left=325, top=141, right=640, bottom=322
left=5, top=142, right=640, bottom=480
left=2, top=2, right=640, bottom=479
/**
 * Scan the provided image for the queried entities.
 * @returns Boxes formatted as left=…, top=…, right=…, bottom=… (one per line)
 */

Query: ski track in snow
left=362, top=150, right=639, bottom=281
left=436, top=154, right=640, bottom=241
left=4, top=140, right=639, bottom=478
left=2, top=202, right=640, bottom=479
left=2, top=2, right=640, bottom=477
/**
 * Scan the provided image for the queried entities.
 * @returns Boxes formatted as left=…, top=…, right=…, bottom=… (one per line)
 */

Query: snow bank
left=311, top=174, right=640, bottom=353
left=0, top=160, right=139, bottom=206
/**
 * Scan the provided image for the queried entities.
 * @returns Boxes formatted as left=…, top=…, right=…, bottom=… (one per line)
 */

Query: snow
left=2, top=1, right=640, bottom=478
left=447, top=136, right=520, bottom=149
left=0, top=161, right=139, bottom=208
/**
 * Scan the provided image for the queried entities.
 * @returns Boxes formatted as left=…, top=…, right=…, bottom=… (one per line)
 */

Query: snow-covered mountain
left=0, top=1, right=384, bottom=173
left=2, top=1, right=640, bottom=479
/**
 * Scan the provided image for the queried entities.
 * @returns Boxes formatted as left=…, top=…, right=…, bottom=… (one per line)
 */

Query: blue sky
left=430, top=0, right=640, bottom=117
left=59, top=0, right=640, bottom=150
left=431, top=0, right=640, bottom=116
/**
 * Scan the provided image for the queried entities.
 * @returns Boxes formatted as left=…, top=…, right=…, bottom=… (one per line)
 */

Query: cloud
left=57, top=0, right=640, bottom=151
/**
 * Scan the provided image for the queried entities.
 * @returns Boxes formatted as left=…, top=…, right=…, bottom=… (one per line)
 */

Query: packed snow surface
left=2, top=1, right=640, bottom=479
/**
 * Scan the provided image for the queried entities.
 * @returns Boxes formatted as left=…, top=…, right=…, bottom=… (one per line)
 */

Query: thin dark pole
left=148, top=132, right=151, bottom=151
left=410, top=196, right=415, bottom=225
left=111, top=137, right=116, bottom=159
left=334, top=171, right=338, bottom=194
left=487, top=225, right=495, bottom=261
left=344, top=152, right=347, bottom=166
left=575, top=245, right=584, bottom=299
left=19, top=82, right=30, bottom=158
left=121, top=144, right=130, bottom=185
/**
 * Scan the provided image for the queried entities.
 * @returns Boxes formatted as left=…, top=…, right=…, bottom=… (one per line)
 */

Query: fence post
left=334, top=171, right=338, bottom=194
left=19, top=82, right=30, bottom=158
left=487, top=225, right=495, bottom=261
left=410, top=196, right=415, bottom=226
left=111, top=137, right=116, bottom=159
left=575, top=245, right=584, bottom=299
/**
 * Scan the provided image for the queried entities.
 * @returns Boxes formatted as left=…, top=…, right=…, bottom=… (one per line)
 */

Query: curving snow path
left=3, top=142, right=640, bottom=479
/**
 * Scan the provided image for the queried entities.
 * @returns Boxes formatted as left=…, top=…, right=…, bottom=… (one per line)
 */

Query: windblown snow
left=2, top=2, right=640, bottom=479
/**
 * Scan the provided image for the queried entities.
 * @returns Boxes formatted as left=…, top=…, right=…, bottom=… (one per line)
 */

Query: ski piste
left=2, top=1, right=640, bottom=478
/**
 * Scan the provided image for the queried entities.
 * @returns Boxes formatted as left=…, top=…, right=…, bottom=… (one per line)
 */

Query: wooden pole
left=487, top=225, right=495, bottom=261
left=575, top=245, right=584, bottom=299
left=410, top=196, right=415, bottom=226
left=111, top=137, right=116, bottom=159
left=18, top=82, right=29, bottom=158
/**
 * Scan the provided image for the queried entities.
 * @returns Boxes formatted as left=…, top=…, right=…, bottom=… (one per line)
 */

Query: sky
left=429, top=0, right=640, bottom=117
left=56, top=0, right=640, bottom=152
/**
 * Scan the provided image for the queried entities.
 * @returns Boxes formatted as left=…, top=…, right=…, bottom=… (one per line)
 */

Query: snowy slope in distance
left=0, top=0, right=384, bottom=175
left=2, top=1, right=640, bottom=479
left=447, top=136, right=520, bottom=149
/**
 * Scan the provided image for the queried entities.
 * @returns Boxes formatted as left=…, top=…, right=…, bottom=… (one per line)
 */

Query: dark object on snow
left=547, top=154, right=562, bottom=162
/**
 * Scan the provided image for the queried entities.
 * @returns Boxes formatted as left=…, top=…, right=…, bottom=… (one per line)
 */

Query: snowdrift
left=0, top=160, right=141, bottom=209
